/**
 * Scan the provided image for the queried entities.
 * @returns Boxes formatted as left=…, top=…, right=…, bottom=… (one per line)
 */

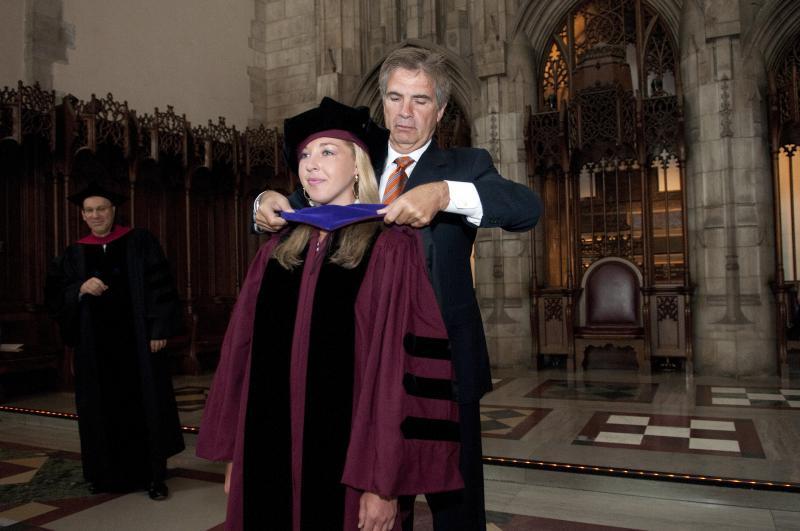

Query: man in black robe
left=46, top=181, right=184, bottom=500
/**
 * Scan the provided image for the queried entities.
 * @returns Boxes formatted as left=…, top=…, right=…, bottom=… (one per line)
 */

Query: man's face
left=382, top=67, right=446, bottom=154
left=81, top=196, right=115, bottom=236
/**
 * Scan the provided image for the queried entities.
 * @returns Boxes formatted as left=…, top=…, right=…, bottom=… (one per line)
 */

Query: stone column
left=248, top=0, right=269, bottom=127
left=0, top=2, right=26, bottom=86
left=262, top=0, right=317, bottom=127
left=316, top=0, right=364, bottom=102
left=680, top=0, right=776, bottom=376
left=471, top=0, right=535, bottom=369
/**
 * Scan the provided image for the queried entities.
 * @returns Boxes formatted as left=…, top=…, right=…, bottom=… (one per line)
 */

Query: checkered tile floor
left=696, top=386, right=800, bottom=409
left=527, top=379, right=658, bottom=403
left=574, top=412, right=765, bottom=458
left=480, top=405, right=551, bottom=439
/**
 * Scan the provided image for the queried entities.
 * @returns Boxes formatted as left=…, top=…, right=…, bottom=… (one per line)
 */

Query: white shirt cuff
left=252, top=191, right=267, bottom=234
left=444, top=181, right=483, bottom=226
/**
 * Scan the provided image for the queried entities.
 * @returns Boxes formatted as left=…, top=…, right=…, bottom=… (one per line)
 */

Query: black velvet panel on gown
left=80, top=240, right=149, bottom=488
left=242, top=236, right=372, bottom=531
left=243, top=257, right=300, bottom=530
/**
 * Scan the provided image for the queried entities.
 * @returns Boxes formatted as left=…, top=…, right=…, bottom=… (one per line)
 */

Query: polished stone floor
left=3, top=366, right=800, bottom=529
left=6, top=367, right=800, bottom=484
left=2, top=413, right=800, bottom=530
left=481, top=368, right=800, bottom=485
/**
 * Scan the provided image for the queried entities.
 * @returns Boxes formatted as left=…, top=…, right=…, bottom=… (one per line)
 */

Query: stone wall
left=255, top=0, right=317, bottom=128
left=1, top=0, right=255, bottom=129
left=465, top=0, right=535, bottom=369
left=680, top=0, right=777, bottom=376
left=0, top=2, right=26, bottom=85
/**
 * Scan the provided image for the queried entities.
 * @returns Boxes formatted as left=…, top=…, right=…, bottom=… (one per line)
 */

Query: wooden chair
left=573, top=258, right=649, bottom=373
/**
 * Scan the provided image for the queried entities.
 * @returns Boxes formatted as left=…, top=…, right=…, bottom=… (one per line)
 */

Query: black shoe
left=148, top=481, right=168, bottom=500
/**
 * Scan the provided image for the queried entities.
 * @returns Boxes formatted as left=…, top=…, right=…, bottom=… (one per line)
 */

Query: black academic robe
left=46, top=228, right=184, bottom=488
left=197, top=225, right=462, bottom=531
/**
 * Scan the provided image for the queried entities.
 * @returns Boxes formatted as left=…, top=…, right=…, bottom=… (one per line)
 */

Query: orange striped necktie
left=382, top=156, right=414, bottom=204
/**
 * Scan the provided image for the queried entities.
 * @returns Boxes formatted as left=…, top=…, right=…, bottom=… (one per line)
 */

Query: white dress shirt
left=381, top=140, right=483, bottom=226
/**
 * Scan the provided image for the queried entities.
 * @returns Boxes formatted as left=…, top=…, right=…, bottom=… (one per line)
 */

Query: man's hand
left=378, top=181, right=449, bottom=228
left=150, top=339, right=167, bottom=352
left=255, top=191, right=294, bottom=232
left=79, top=277, right=108, bottom=297
left=358, top=492, right=397, bottom=531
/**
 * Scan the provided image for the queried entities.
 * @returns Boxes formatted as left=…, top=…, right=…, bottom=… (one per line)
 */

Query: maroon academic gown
left=197, top=225, right=462, bottom=530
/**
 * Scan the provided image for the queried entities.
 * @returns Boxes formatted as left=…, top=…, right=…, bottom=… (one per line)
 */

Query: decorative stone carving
left=720, top=76, right=734, bottom=138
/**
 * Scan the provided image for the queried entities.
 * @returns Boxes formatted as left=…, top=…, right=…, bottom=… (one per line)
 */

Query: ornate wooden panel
left=536, top=294, right=570, bottom=354
left=137, top=105, right=190, bottom=166
left=770, top=32, right=800, bottom=375
left=0, top=80, right=287, bottom=380
left=527, top=0, right=690, bottom=371
left=0, top=83, right=56, bottom=312
left=241, top=125, right=286, bottom=275
left=650, top=291, right=685, bottom=357
left=0, top=82, right=56, bottom=149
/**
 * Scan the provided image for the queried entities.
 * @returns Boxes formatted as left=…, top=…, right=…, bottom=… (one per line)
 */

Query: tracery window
left=770, top=33, right=800, bottom=370
left=526, top=0, right=690, bottom=366
left=529, top=0, right=685, bottom=288
left=773, top=37, right=800, bottom=283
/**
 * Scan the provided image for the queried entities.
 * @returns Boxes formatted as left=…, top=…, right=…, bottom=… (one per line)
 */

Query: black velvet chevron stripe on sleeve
left=403, top=333, right=451, bottom=360
left=403, top=373, right=455, bottom=401
left=400, top=417, right=460, bottom=442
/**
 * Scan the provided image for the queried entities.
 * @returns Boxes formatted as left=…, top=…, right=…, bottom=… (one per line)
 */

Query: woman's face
left=298, top=137, right=357, bottom=206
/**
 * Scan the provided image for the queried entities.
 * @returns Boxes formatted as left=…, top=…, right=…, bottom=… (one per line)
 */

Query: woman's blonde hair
left=274, top=142, right=381, bottom=270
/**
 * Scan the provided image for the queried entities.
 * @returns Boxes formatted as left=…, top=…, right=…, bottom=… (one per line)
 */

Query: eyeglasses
left=82, top=206, right=112, bottom=215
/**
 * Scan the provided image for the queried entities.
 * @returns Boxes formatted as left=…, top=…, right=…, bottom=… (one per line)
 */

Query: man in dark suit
left=254, top=47, right=541, bottom=531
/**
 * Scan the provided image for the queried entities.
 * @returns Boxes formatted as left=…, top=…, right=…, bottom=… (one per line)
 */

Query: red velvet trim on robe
left=76, top=225, right=132, bottom=245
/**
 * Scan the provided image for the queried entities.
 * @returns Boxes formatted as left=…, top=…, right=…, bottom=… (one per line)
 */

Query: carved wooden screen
left=770, top=33, right=800, bottom=372
left=0, top=83, right=56, bottom=311
left=135, top=106, right=190, bottom=300
left=577, top=157, right=644, bottom=272
left=539, top=1, right=686, bottom=283
left=774, top=38, right=800, bottom=283
left=527, top=0, right=690, bottom=367
left=241, top=125, right=288, bottom=274
left=189, top=119, right=240, bottom=302
left=571, top=82, right=642, bottom=276
left=0, top=79, right=290, bottom=382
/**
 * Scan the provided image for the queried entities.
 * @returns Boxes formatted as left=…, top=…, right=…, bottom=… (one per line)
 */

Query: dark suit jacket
left=287, top=142, right=542, bottom=403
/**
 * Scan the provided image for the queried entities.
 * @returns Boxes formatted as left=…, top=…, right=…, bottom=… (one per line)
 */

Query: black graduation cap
left=283, top=97, right=389, bottom=175
left=67, top=181, right=127, bottom=206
